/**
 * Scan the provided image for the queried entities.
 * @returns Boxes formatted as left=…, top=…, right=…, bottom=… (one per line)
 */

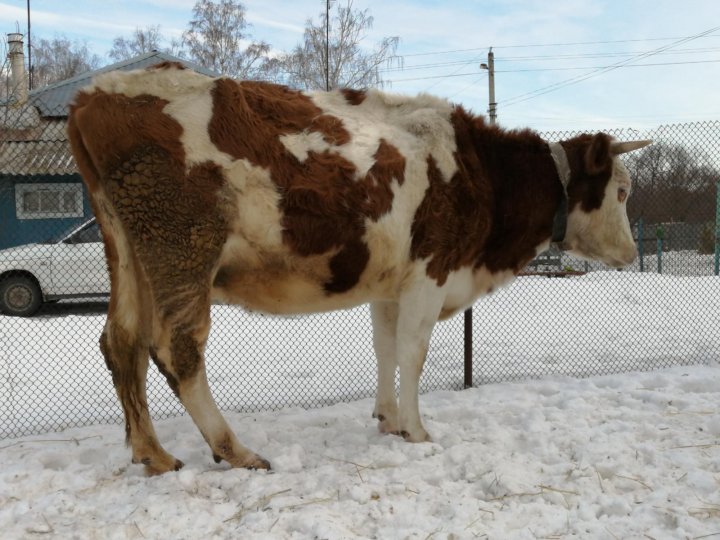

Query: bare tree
left=32, top=36, right=102, bottom=88
left=274, top=0, right=400, bottom=91
left=626, top=142, right=720, bottom=225
left=108, top=25, right=165, bottom=62
left=182, top=0, right=272, bottom=78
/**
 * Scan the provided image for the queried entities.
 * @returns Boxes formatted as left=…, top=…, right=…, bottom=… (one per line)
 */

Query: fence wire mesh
left=1, top=104, right=719, bottom=439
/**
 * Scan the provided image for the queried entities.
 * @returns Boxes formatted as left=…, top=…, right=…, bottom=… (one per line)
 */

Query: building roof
left=0, top=52, right=218, bottom=176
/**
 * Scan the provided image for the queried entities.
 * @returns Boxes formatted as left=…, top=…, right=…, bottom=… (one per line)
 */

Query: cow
left=67, top=62, right=650, bottom=475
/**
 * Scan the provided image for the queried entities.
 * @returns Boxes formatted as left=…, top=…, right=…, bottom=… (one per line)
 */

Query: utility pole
left=465, top=47, right=498, bottom=389
left=325, top=0, right=330, bottom=91
left=480, top=47, right=496, bottom=124
left=27, top=0, right=32, bottom=90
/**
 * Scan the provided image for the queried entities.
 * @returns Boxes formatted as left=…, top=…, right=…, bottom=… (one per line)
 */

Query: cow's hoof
left=374, top=410, right=400, bottom=435
left=228, top=453, right=272, bottom=471
left=137, top=456, right=185, bottom=476
left=377, top=417, right=400, bottom=435
left=400, top=429, right=432, bottom=443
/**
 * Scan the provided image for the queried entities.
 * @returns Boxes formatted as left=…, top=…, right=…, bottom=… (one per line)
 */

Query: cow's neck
left=547, top=142, right=571, bottom=246
left=452, top=108, right=566, bottom=274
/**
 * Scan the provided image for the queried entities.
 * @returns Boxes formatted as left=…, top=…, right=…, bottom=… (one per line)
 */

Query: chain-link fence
left=2, top=104, right=719, bottom=439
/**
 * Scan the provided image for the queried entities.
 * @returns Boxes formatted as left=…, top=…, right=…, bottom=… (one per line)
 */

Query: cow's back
left=69, top=65, right=467, bottom=314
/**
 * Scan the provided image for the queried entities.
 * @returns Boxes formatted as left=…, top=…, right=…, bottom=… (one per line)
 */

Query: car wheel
left=0, top=275, right=43, bottom=316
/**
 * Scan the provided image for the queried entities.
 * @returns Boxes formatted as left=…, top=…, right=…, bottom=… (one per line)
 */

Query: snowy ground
left=1, top=268, right=720, bottom=538
left=1, top=365, right=719, bottom=539
left=3, top=271, right=720, bottom=439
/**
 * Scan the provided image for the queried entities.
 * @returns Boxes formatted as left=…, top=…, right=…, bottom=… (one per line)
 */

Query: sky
left=0, top=0, right=719, bottom=131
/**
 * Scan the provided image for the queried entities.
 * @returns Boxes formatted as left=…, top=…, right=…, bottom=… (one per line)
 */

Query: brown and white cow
left=67, top=62, right=649, bottom=475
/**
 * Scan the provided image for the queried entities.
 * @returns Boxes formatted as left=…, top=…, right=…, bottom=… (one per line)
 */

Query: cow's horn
left=610, top=140, right=652, bottom=155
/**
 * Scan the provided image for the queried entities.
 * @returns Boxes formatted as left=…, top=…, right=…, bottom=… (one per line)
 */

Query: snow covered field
left=1, top=365, right=719, bottom=539
left=3, top=271, right=720, bottom=439
left=1, top=270, right=719, bottom=538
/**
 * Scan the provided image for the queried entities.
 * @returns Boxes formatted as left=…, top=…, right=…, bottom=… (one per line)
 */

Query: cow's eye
left=618, top=187, right=628, bottom=203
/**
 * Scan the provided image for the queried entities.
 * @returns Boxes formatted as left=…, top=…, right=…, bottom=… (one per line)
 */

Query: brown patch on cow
left=311, top=114, right=351, bottom=145
left=341, top=88, right=367, bottom=106
left=101, top=145, right=229, bottom=320
left=215, top=432, right=235, bottom=463
left=148, top=61, right=187, bottom=71
left=69, top=90, right=185, bottom=180
left=364, top=139, right=406, bottom=218
left=325, top=238, right=371, bottom=293
left=560, top=133, right=614, bottom=212
left=411, top=107, right=563, bottom=281
left=170, top=328, right=202, bottom=381
left=208, top=80, right=404, bottom=293
left=214, top=80, right=350, bottom=151
left=149, top=346, right=179, bottom=397
left=98, top=323, right=144, bottom=446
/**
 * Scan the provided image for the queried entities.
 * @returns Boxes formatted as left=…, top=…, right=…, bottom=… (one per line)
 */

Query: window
left=69, top=223, right=102, bottom=244
left=15, top=183, right=84, bottom=219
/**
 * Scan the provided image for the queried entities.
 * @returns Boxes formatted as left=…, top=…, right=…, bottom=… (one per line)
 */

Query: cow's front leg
left=395, top=285, right=444, bottom=442
left=370, top=301, right=400, bottom=434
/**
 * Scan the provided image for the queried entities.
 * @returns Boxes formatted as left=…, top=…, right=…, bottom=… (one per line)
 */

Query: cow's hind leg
left=370, top=301, right=400, bottom=434
left=151, top=306, right=271, bottom=470
left=101, top=248, right=183, bottom=475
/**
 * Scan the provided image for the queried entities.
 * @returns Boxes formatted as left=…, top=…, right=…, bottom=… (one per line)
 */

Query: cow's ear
left=584, top=133, right=612, bottom=176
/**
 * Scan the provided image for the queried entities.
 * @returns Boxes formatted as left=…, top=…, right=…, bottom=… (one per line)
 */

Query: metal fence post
left=638, top=217, right=645, bottom=272
left=463, top=308, right=473, bottom=388
left=715, top=180, right=720, bottom=276
left=656, top=224, right=664, bottom=274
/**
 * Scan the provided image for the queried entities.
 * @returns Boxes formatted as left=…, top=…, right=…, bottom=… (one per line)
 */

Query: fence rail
left=1, top=113, right=719, bottom=439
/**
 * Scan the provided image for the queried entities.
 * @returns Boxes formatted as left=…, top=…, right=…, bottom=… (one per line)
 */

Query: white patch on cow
left=89, top=69, right=236, bottom=169
left=309, top=88, right=458, bottom=182
left=164, top=90, right=235, bottom=168
left=440, top=265, right=515, bottom=320
left=93, top=195, right=141, bottom=332
left=370, top=301, right=400, bottom=433
left=223, top=160, right=285, bottom=247
left=88, top=66, right=213, bottom=103
left=394, top=265, right=447, bottom=441
left=280, top=131, right=330, bottom=162
left=564, top=157, right=636, bottom=267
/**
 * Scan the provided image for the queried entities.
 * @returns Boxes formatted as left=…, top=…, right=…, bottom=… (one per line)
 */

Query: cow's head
left=559, top=134, right=651, bottom=267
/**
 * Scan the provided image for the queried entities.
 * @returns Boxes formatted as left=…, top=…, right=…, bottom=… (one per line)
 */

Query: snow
left=1, top=269, right=720, bottom=538
left=1, top=366, right=719, bottom=539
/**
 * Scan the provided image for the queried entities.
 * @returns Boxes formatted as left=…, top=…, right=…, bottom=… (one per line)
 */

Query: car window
left=72, top=224, right=103, bottom=244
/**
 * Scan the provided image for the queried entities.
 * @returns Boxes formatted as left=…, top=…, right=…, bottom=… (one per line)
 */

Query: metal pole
left=638, top=217, right=644, bottom=272
left=464, top=47, right=499, bottom=389
left=715, top=181, right=720, bottom=275
left=656, top=225, right=663, bottom=274
left=463, top=308, right=472, bottom=389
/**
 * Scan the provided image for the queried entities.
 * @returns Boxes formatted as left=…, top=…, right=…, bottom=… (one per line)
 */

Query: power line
left=386, top=58, right=720, bottom=84
left=399, top=33, right=720, bottom=58
left=380, top=46, right=720, bottom=74
left=501, top=26, right=720, bottom=108
left=496, top=59, right=720, bottom=73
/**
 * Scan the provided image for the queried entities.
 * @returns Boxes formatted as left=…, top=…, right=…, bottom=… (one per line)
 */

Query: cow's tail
left=67, top=94, right=103, bottom=199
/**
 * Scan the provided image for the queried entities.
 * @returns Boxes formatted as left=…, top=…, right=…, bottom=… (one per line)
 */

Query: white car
left=0, top=219, right=110, bottom=316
